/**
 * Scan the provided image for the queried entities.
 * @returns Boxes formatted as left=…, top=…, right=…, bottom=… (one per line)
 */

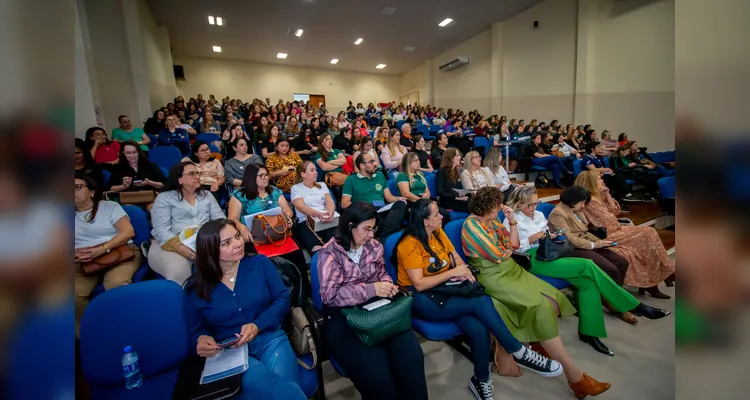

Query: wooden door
left=309, top=94, right=326, bottom=108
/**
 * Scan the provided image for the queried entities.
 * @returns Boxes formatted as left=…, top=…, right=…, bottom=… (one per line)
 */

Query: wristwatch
left=102, top=244, right=111, bottom=254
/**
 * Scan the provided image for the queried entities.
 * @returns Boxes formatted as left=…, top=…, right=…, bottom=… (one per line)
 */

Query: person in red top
left=85, top=126, right=120, bottom=169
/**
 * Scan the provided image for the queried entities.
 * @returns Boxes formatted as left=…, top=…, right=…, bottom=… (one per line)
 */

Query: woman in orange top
left=396, top=200, right=561, bottom=399
left=266, top=137, right=302, bottom=193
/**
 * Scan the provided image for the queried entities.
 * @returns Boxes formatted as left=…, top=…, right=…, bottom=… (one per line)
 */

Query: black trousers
left=571, top=248, right=629, bottom=286
left=323, top=310, right=428, bottom=400
left=602, top=174, right=631, bottom=202
left=377, top=200, right=407, bottom=239
left=292, top=220, right=336, bottom=253
left=621, top=171, right=660, bottom=199
left=438, top=196, right=470, bottom=213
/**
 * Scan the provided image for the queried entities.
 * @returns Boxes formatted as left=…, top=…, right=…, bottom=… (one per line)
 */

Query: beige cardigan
left=459, top=167, right=496, bottom=191
left=547, top=203, right=601, bottom=250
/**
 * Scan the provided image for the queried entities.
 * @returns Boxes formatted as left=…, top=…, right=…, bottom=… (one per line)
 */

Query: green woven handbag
left=341, top=294, right=414, bottom=346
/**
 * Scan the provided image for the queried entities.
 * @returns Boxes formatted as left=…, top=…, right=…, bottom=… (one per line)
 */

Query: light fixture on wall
left=376, top=64, right=386, bottom=69
left=212, top=46, right=221, bottom=52
left=354, top=38, right=363, bottom=45
left=208, top=16, right=224, bottom=26
left=330, top=59, right=339, bottom=64
left=295, top=29, right=304, bottom=37
left=208, top=16, right=214, bottom=25
left=438, top=18, right=454, bottom=27
left=217, top=17, right=223, bottom=26
left=277, top=53, right=288, bottom=59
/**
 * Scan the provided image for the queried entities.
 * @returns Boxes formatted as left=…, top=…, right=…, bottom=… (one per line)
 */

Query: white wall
left=432, top=30, right=492, bottom=115
left=173, top=57, right=400, bottom=113
left=501, top=0, right=578, bottom=123
left=399, top=64, right=425, bottom=103
left=136, top=0, right=175, bottom=110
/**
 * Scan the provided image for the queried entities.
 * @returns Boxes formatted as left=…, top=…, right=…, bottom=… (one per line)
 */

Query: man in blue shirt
left=158, top=114, right=191, bottom=154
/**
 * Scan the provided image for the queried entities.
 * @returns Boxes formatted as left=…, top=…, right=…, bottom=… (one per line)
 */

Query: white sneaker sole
left=517, top=361, right=564, bottom=378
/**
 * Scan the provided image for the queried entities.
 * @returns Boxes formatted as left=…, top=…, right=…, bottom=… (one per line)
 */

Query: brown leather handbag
left=104, top=190, right=156, bottom=205
left=490, top=335, right=522, bottom=377
left=81, top=244, right=135, bottom=276
left=251, top=214, right=292, bottom=246
left=324, top=172, right=348, bottom=187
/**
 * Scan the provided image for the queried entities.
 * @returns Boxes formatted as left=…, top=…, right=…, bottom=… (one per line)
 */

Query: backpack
left=269, top=256, right=304, bottom=308
left=535, top=173, right=550, bottom=188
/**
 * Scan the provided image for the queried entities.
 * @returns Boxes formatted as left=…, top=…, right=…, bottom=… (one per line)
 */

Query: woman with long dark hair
left=183, top=219, right=306, bottom=400
left=149, top=162, right=225, bottom=285
left=106, top=141, right=166, bottom=210
left=317, top=202, right=428, bottom=400
left=182, top=140, right=226, bottom=202
left=144, top=109, right=166, bottom=135
left=75, top=172, right=141, bottom=325
left=435, top=148, right=470, bottom=213
left=75, top=138, right=105, bottom=188
left=395, top=199, right=561, bottom=399
left=85, top=127, right=120, bottom=168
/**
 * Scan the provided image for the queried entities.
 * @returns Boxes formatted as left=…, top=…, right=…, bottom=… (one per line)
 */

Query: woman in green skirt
left=503, top=186, right=670, bottom=356
left=461, top=187, right=611, bottom=399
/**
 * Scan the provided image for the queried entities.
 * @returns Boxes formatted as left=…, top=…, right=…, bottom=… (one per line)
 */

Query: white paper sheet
left=243, top=207, right=283, bottom=226
left=377, top=202, right=395, bottom=213
left=200, top=344, right=248, bottom=385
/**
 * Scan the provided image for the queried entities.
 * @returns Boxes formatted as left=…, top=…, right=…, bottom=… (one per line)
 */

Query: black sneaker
left=469, top=376, right=494, bottom=400
left=513, top=346, right=563, bottom=377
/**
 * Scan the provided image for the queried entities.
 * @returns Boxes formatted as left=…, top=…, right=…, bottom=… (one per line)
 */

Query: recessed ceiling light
left=277, top=53, right=288, bottom=59
left=438, top=18, right=454, bottom=27
left=208, top=16, right=215, bottom=25
left=380, top=6, right=397, bottom=15
left=216, top=17, right=223, bottom=26
left=376, top=64, right=386, bottom=69
left=330, top=59, right=339, bottom=64
left=295, top=29, right=304, bottom=37
left=212, top=46, right=221, bottom=52
left=354, top=38, right=363, bottom=45
left=403, top=46, right=416, bottom=52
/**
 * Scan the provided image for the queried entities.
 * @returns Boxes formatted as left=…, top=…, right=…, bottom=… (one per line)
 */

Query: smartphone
left=133, top=180, right=144, bottom=184
left=445, top=280, right=463, bottom=286
left=604, top=242, right=618, bottom=248
left=218, top=336, right=240, bottom=348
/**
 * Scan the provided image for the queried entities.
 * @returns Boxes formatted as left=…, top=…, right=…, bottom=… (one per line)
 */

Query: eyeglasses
left=526, top=201, right=542, bottom=208
left=356, top=225, right=378, bottom=234
left=257, top=174, right=269, bottom=179
left=75, top=184, right=88, bottom=191
left=182, top=171, right=199, bottom=177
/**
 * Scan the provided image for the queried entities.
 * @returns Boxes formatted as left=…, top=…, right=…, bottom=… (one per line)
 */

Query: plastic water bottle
left=122, top=346, right=143, bottom=389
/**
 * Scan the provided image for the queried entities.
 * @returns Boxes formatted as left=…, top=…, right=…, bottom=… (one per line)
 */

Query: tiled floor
left=319, top=287, right=675, bottom=400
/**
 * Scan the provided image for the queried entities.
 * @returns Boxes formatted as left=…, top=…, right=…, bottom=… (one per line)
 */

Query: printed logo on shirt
left=375, top=183, right=383, bottom=191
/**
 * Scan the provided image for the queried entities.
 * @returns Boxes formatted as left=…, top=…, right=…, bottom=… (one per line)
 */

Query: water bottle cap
left=123, top=346, right=132, bottom=353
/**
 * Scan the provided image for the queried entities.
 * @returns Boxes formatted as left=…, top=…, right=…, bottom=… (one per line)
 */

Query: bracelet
left=509, top=221, right=518, bottom=226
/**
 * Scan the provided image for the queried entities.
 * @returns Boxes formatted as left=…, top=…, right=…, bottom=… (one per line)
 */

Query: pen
left=270, top=353, right=279, bottom=370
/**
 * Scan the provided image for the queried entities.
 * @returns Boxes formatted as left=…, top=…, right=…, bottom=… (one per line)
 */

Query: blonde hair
left=463, top=151, right=482, bottom=173
left=464, top=150, right=494, bottom=189
left=295, top=160, right=321, bottom=189
left=574, top=170, right=602, bottom=200
left=386, top=128, right=405, bottom=156
left=399, top=152, right=423, bottom=189
left=505, top=186, right=537, bottom=211
left=483, top=147, right=504, bottom=175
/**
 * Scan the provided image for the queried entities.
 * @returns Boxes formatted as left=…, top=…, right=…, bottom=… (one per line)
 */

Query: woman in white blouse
left=502, top=186, right=670, bottom=356
left=459, top=151, right=495, bottom=192
left=290, top=161, right=337, bottom=253
left=483, top=147, right=517, bottom=199
left=379, top=128, right=407, bottom=179
left=149, top=162, right=225, bottom=285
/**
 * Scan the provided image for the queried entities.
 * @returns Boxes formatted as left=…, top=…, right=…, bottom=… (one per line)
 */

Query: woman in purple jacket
left=317, top=202, right=428, bottom=400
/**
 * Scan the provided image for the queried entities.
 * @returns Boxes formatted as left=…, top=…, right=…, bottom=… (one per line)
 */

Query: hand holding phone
left=218, top=337, right=240, bottom=348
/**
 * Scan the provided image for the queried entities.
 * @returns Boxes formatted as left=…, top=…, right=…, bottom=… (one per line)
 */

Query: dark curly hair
left=468, top=186, right=505, bottom=217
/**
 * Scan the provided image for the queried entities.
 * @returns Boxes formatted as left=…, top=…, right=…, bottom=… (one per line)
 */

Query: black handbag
left=534, top=174, right=549, bottom=188
left=511, top=252, right=532, bottom=271
left=536, top=231, right=574, bottom=261
left=588, top=225, right=608, bottom=240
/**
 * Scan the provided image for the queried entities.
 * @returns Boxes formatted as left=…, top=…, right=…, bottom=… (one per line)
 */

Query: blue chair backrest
left=388, top=179, right=401, bottom=196
left=79, top=280, right=189, bottom=385
left=122, top=205, right=150, bottom=246
left=443, top=218, right=468, bottom=263
left=146, top=134, right=159, bottom=149
left=573, top=159, right=583, bottom=178
left=196, top=133, right=221, bottom=144
left=160, top=166, right=170, bottom=179
left=473, top=136, right=491, bottom=154
left=315, top=160, right=325, bottom=182
left=425, top=173, right=437, bottom=198
left=209, top=144, right=221, bottom=153
left=430, top=125, right=442, bottom=134
left=602, top=157, right=611, bottom=168
left=657, top=177, right=675, bottom=199
left=310, top=253, right=323, bottom=310
left=101, top=170, right=111, bottom=186
left=395, top=120, right=406, bottom=130
left=537, top=202, right=555, bottom=219
left=416, top=124, right=430, bottom=137
left=148, top=146, right=182, bottom=170
left=383, top=230, right=404, bottom=282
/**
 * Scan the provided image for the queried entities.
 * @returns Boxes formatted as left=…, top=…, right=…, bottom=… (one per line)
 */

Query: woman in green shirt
left=396, top=152, right=450, bottom=225
left=112, top=115, right=150, bottom=151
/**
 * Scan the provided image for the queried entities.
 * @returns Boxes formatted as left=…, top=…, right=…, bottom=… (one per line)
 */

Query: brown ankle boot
left=569, top=373, right=611, bottom=399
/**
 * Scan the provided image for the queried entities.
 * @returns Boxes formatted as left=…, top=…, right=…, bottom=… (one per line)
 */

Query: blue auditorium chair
left=309, top=253, right=348, bottom=381
left=148, top=146, right=182, bottom=171
left=196, top=133, right=221, bottom=144
left=472, top=136, right=491, bottom=157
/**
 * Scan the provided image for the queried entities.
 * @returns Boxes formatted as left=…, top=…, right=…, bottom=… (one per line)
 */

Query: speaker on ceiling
left=173, top=65, right=185, bottom=80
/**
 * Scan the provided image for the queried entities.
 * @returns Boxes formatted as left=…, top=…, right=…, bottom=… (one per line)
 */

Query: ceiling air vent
left=403, top=46, right=416, bottom=52
left=380, top=6, right=397, bottom=15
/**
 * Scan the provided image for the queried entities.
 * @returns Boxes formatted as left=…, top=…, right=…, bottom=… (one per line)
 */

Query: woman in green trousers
left=503, top=186, right=670, bottom=356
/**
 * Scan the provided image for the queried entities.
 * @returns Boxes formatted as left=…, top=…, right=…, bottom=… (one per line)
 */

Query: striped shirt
left=461, top=215, right=516, bottom=263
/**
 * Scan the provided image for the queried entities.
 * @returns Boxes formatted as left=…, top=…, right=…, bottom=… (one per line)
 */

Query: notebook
left=243, top=207, right=283, bottom=227
left=200, top=344, right=249, bottom=385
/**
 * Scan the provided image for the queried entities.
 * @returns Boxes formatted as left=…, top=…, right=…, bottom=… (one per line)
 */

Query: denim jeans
left=412, top=292, right=522, bottom=381
left=532, top=156, right=567, bottom=184
left=238, top=330, right=306, bottom=400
